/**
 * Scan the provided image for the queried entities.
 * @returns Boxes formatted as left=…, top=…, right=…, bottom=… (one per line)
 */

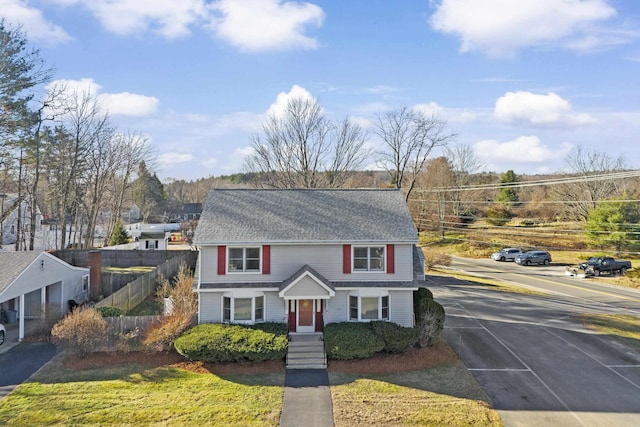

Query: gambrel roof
left=194, top=188, right=418, bottom=245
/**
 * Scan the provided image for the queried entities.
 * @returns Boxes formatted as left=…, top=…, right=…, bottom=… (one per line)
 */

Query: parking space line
left=468, top=368, right=531, bottom=372
left=542, top=327, right=640, bottom=390
left=455, top=301, right=585, bottom=426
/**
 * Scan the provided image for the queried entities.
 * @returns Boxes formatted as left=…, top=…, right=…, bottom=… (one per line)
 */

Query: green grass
left=127, top=298, right=164, bottom=315
left=577, top=314, right=640, bottom=353
left=102, top=266, right=157, bottom=274
left=0, top=357, right=284, bottom=426
left=330, top=362, right=501, bottom=426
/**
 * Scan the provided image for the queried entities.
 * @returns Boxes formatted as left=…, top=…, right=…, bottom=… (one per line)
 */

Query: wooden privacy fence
left=95, top=252, right=194, bottom=312
left=105, top=315, right=163, bottom=335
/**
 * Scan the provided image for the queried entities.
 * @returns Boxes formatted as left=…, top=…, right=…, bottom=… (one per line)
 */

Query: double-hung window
left=223, top=295, right=264, bottom=323
left=348, top=294, right=389, bottom=321
left=353, top=246, right=385, bottom=272
left=228, top=247, right=261, bottom=272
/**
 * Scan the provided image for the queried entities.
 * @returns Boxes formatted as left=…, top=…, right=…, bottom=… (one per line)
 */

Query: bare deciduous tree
left=556, top=146, right=628, bottom=221
left=245, top=97, right=369, bottom=188
left=375, top=107, right=455, bottom=202
left=445, top=144, right=483, bottom=217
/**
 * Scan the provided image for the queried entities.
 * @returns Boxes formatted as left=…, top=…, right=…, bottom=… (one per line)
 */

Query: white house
left=192, top=188, right=425, bottom=334
left=0, top=251, right=89, bottom=341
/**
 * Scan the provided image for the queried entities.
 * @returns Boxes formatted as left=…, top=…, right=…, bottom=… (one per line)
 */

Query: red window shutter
left=386, top=244, right=395, bottom=274
left=343, top=245, right=351, bottom=274
left=217, top=245, right=226, bottom=275
left=263, top=245, right=270, bottom=275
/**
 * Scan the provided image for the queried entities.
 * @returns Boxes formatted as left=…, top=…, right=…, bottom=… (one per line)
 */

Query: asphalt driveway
left=429, top=275, right=640, bottom=427
left=0, top=342, right=57, bottom=400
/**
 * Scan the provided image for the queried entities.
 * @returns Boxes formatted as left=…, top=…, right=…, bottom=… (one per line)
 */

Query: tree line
left=3, top=18, right=637, bottom=253
left=1, top=20, right=156, bottom=250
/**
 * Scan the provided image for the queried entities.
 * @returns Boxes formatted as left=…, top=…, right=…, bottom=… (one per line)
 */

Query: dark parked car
left=515, top=250, right=551, bottom=266
left=491, top=248, right=522, bottom=262
left=578, top=257, right=632, bottom=276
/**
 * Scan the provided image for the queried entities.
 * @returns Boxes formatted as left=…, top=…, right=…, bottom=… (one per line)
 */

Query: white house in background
left=0, top=251, right=89, bottom=341
left=138, top=231, right=169, bottom=250
left=192, top=188, right=425, bottom=334
left=1, top=193, right=42, bottom=247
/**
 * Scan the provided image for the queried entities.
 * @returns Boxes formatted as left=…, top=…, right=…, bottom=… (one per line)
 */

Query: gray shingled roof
left=193, top=189, right=418, bottom=245
left=0, top=251, right=41, bottom=297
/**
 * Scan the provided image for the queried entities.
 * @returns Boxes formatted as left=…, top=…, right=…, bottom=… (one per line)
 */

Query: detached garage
left=0, top=251, right=89, bottom=341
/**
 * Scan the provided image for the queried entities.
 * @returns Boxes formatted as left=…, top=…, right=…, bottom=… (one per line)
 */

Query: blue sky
left=2, top=0, right=639, bottom=181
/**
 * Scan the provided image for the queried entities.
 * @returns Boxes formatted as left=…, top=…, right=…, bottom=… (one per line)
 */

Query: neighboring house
left=0, top=251, right=89, bottom=341
left=138, top=231, right=169, bottom=250
left=0, top=193, right=42, bottom=247
left=192, top=188, right=425, bottom=334
left=182, top=203, right=202, bottom=221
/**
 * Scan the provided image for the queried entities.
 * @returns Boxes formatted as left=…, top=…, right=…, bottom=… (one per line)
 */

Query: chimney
left=88, top=250, right=102, bottom=301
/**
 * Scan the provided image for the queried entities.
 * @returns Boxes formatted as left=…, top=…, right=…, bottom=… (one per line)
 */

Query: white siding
left=198, top=243, right=414, bottom=284
left=264, top=292, right=286, bottom=323
left=282, top=276, right=331, bottom=298
left=199, top=292, right=222, bottom=323
left=389, top=290, right=414, bottom=327
left=324, top=290, right=349, bottom=324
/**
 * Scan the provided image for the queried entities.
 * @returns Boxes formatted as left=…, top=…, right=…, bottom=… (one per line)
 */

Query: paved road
left=430, top=257, right=640, bottom=426
left=0, top=342, right=58, bottom=399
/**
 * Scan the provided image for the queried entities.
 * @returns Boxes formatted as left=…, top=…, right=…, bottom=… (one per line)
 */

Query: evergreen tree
left=495, top=170, right=520, bottom=205
left=585, top=196, right=640, bottom=253
left=132, top=161, right=166, bottom=222
left=108, top=220, right=129, bottom=246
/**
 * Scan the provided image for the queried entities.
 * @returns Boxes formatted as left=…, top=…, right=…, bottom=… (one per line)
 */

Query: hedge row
left=324, top=321, right=419, bottom=360
left=174, top=322, right=288, bottom=363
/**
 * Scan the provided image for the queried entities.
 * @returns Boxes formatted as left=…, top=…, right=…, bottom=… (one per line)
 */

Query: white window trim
left=348, top=292, right=390, bottom=321
left=352, top=245, right=386, bottom=273
left=227, top=246, right=262, bottom=274
left=222, top=293, right=265, bottom=324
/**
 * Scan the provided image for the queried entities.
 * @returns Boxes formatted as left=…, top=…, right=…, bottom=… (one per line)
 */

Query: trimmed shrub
left=324, top=322, right=385, bottom=360
left=370, top=321, right=419, bottom=354
left=51, top=307, right=108, bottom=357
left=174, top=323, right=288, bottom=363
left=97, top=306, right=124, bottom=317
left=415, top=299, right=445, bottom=347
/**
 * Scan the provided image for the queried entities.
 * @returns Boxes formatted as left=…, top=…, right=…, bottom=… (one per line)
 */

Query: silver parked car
left=515, top=250, right=551, bottom=266
left=0, top=323, right=5, bottom=345
left=491, top=248, right=522, bottom=262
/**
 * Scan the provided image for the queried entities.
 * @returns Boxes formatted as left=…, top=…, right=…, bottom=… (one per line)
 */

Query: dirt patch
left=62, top=339, right=457, bottom=376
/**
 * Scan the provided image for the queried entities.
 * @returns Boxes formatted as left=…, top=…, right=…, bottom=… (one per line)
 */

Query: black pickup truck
left=578, top=257, right=632, bottom=276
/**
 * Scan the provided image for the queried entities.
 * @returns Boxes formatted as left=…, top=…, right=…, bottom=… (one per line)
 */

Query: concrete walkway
left=280, top=369, right=334, bottom=427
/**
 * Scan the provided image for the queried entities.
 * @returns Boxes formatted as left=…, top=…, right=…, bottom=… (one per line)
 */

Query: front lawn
left=330, top=364, right=501, bottom=427
left=0, top=354, right=285, bottom=426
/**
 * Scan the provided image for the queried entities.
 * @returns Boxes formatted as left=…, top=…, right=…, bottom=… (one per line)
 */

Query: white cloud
left=429, top=0, right=617, bottom=57
left=413, top=102, right=446, bottom=118
left=0, top=0, right=72, bottom=44
left=51, top=0, right=206, bottom=38
left=47, top=78, right=159, bottom=117
left=265, top=84, right=317, bottom=117
left=99, top=92, right=159, bottom=117
left=473, top=136, right=573, bottom=169
left=209, top=0, right=324, bottom=52
left=494, top=91, right=595, bottom=127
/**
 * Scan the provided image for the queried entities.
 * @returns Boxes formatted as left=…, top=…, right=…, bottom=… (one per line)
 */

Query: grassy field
left=0, top=356, right=285, bottom=426
left=0, top=349, right=503, bottom=426
left=330, top=362, right=501, bottom=426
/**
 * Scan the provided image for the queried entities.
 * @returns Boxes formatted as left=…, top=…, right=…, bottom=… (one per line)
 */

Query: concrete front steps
left=286, top=333, right=327, bottom=369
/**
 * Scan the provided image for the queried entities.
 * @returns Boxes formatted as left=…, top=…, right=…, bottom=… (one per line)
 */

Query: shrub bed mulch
left=62, top=338, right=457, bottom=376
